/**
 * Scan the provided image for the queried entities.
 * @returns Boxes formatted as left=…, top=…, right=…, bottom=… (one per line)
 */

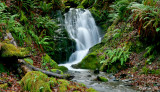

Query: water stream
left=60, top=8, right=100, bottom=70
left=59, top=8, right=138, bottom=92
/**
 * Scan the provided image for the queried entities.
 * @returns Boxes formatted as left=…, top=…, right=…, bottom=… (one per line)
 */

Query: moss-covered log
left=18, top=59, right=74, bottom=80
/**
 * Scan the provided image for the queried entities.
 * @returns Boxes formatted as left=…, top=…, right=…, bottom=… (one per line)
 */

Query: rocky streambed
left=68, top=70, right=139, bottom=92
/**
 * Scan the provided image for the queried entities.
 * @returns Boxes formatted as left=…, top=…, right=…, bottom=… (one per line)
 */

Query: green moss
left=77, top=52, right=100, bottom=70
left=51, top=69, right=63, bottom=74
left=150, top=69, right=160, bottom=75
left=77, top=5, right=84, bottom=9
left=21, top=71, right=52, bottom=92
left=24, top=58, right=33, bottom=65
left=0, top=83, right=8, bottom=89
left=1, top=43, right=28, bottom=57
left=98, top=76, right=108, bottom=82
left=89, top=42, right=105, bottom=53
left=86, top=88, right=97, bottom=92
left=58, top=79, right=70, bottom=92
left=20, top=72, right=96, bottom=92
left=49, top=77, right=57, bottom=86
left=58, top=66, right=68, bottom=72
left=140, top=66, right=150, bottom=74
left=41, top=54, right=58, bottom=69
left=80, top=0, right=88, bottom=6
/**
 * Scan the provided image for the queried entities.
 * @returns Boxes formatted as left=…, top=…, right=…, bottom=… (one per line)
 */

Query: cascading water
left=60, top=8, right=100, bottom=70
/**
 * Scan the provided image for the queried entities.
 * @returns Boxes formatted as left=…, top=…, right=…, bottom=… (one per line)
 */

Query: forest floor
left=115, top=52, right=160, bottom=91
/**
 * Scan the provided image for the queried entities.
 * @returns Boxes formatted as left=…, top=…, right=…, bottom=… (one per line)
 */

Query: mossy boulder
left=58, top=79, right=70, bottom=92
left=0, top=42, right=28, bottom=58
left=21, top=71, right=97, bottom=92
left=76, top=52, right=100, bottom=70
left=86, top=88, right=97, bottom=92
left=97, top=76, right=108, bottom=82
left=21, top=71, right=52, bottom=92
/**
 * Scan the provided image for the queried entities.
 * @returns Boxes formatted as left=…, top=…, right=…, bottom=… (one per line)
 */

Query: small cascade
left=60, top=8, right=100, bottom=70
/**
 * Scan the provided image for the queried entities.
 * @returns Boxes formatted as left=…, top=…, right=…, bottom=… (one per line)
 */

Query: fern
left=101, top=48, right=130, bottom=66
left=39, top=1, right=52, bottom=13
left=128, top=1, right=160, bottom=37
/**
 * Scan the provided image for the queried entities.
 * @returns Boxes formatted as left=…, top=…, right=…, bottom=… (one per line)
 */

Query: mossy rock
left=77, top=5, right=84, bottom=9
left=86, top=88, right=97, bottom=92
left=0, top=42, right=28, bottom=58
left=41, top=54, right=58, bottom=69
left=49, top=77, right=57, bottom=86
left=0, top=83, right=8, bottom=89
left=21, top=71, right=52, bottom=92
left=58, top=79, right=70, bottom=92
left=76, top=53, right=100, bottom=70
left=58, top=66, right=68, bottom=72
left=97, top=76, right=108, bottom=82
left=51, top=69, right=63, bottom=74
left=89, top=42, right=105, bottom=54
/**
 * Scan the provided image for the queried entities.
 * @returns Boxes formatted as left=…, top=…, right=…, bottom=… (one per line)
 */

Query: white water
left=60, top=8, right=100, bottom=71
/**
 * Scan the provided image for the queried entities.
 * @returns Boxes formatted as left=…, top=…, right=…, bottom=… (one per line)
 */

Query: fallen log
left=2, top=32, right=74, bottom=80
left=18, top=59, right=74, bottom=80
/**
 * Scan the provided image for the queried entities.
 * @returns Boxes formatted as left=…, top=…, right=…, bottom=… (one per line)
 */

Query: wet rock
left=71, top=64, right=79, bottom=69
left=113, top=79, right=119, bottom=81
left=87, top=75, right=92, bottom=77
left=122, top=79, right=132, bottom=82
left=94, top=68, right=99, bottom=74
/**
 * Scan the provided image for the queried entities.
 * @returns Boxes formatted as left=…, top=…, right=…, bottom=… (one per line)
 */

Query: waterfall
left=60, top=8, right=100, bottom=70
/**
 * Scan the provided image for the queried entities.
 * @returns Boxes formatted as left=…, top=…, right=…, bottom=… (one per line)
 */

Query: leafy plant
left=6, top=14, right=26, bottom=46
left=100, top=47, right=130, bottom=72
left=109, top=0, right=131, bottom=24
left=128, top=1, right=160, bottom=37
left=39, top=1, right=52, bottom=14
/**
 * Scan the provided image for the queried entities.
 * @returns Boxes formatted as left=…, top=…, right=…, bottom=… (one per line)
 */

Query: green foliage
left=128, top=1, right=160, bottom=37
left=140, top=66, right=160, bottom=75
left=34, top=16, right=58, bottom=34
left=20, top=11, right=28, bottom=23
left=109, top=0, right=131, bottom=24
left=101, top=48, right=130, bottom=66
left=90, top=7, right=109, bottom=25
left=141, top=66, right=150, bottom=74
left=39, top=1, right=52, bottom=14
left=6, top=14, right=26, bottom=46
left=16, top=0, right=36, bottom=13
